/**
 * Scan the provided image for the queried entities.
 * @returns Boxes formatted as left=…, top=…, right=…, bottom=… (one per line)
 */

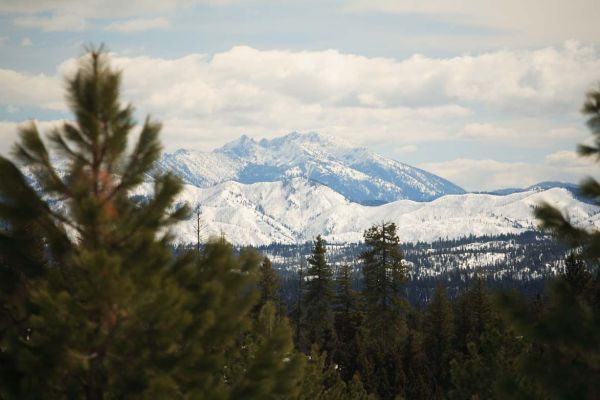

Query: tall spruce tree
left=333, top=263, right=363, bottom=381
left=358, top=222, right=408, bottom=399
left=301, top=235, right=336, bottom=354
left=0, top=48, right=302, bottom=399
left=360, top=222, right=406, bottom=331
left=256, top=256, right=281, bottom=313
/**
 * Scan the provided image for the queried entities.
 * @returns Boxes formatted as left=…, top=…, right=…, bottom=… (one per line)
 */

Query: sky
left=0, top=0, right=599, bottom=191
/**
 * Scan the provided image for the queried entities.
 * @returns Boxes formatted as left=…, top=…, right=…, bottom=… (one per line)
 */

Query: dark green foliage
left=333, top=263, right=363, bottom=381
left=449, top=323, right=526, bottom=400
left=346, top=373, right=377, bottom=400
left=0, top=49, right=302, bottom=399
left=301, top=235, right=336, bottom=353
left=498, top=272, right=600, bottom=399
left=563, top=252, right=591, bottom=295
left=453, top=277, right=494, bottom=352
left=358, top=222, right=408, bottom=399
left=423, top=285, right=454, bottom=396
left=497, top=86, right=600, bottom=400
left=402, top=330, right=431, bottom=400
left=361, top=222, right=406, bottom=332
left=256, top=256, right=282, bottom=314
left=232, top=301, right=305, bottom=399
left=446, top=278, right=527, bottom=400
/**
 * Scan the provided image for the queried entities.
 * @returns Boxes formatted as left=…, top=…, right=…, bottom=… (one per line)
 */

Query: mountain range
left=132, top=178, right=598, bottom=246
left=154, top=132, right=465, bottom=205
left=135, top=132, right=598, bottom=246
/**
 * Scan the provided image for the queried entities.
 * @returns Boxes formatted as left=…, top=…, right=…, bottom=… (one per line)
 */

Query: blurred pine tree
left=0, top=48, right=302, bottom=399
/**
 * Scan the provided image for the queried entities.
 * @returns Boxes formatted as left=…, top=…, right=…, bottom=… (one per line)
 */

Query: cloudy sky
left=0, top=0, right=599, bottom=190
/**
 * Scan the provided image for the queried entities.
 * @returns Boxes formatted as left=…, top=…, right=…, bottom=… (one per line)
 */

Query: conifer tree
left=360, top=222, right=406, bottom=331
left=497, top=86, right=600, bottom=399
left=449, top=324, right=525, bottom=400
left=0, top=48, right=302, bottom=399
left=450, top=280, right=523, bottom=399
left=358, top=222, right=408, bottom=398
left=295, top=347, right=342, bottom=399
left=453, top=277, right=494, bottom=352
left=256, top=256, right=281, bottom=313
left=423, top=285, right=454, bottom=395
left=301, top=235, right=336, bottom=354
left=403, top=329, right=432, bottom=400
left=333, top=263, right=363, bottom=381
left=346, top=373, right=377, bottom=400
left=563, top=251, right=591, bottom=296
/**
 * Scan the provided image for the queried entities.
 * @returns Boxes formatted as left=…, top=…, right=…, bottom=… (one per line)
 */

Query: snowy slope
left=154, top=132, right=465, bottom=204
left=130, top=178, right=600, bottom=246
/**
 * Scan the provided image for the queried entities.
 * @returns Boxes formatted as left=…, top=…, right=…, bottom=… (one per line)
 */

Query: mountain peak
left=256, top=131, right=345, bottom=149
left=217, top=134, right=259, bottom=157
left=160, top=131, right=465, bottom=204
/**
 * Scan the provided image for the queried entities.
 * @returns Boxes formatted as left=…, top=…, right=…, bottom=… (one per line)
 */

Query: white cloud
left=2, top=43, right=598, bottom=152
left=395, top=145, right=417, bottom=154
left=544, top=150, right=592, bottom=168
left=419, top=152, right=597, bottom=191
left=20, top=37, right=32, bottom=46
left=14, top=13, right=86, bottom=32
left=0, top=68, right=63, bottom=110
left=457, top=120, right=586, bottom=146
left=106, top=17, right=171, bottom=32
left=0, top=119, right=66, bottom=155
left=106, top=44, right=598, bottom=148
left=347, top=0, right=600, bottom=47
left=459, top=123, right=513, bottom=140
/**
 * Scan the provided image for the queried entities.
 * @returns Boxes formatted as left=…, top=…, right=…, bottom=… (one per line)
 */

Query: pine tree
left=301, top=235, right=336, bottom=354
left=333, top=263, right=363, bottom=381
left=361, top=222, right=406, bottom=332
left=563, top=252, right=591, bottom=296
left=449, top=324, right=525, bottom=400
left=449, top=281, right=525, bottom=399
left=256, top=256, right=281, bottom=313
left=346, top=373, right=377, bottom=400
left=358, top=222, right=408, bottom=399
left=0, top=48, right=302, bottom=399
left=403, top=329, right=432, bottom=400
left=297, top=346, right=349, bottom=400
left=423, top=285, right=454, bottom=396
left=231, top=299, right=305, bottom=399
left=453, top=277, right=494, bottom=353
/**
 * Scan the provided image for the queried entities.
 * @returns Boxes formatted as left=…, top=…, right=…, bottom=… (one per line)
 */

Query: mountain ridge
left=130, top=177, right=600, bottom=246
left=154, top=132, right=466, bottom=204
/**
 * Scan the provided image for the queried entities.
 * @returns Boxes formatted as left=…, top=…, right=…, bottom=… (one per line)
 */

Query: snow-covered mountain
left=131, top=177, right=600, bottom=246
left=154, top=132, right=465, bottom=204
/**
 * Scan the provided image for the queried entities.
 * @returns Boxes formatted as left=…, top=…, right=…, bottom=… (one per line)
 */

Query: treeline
left=1, top=49, right=600, bottom=399
left=266, top=224, right=599, bottom=399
